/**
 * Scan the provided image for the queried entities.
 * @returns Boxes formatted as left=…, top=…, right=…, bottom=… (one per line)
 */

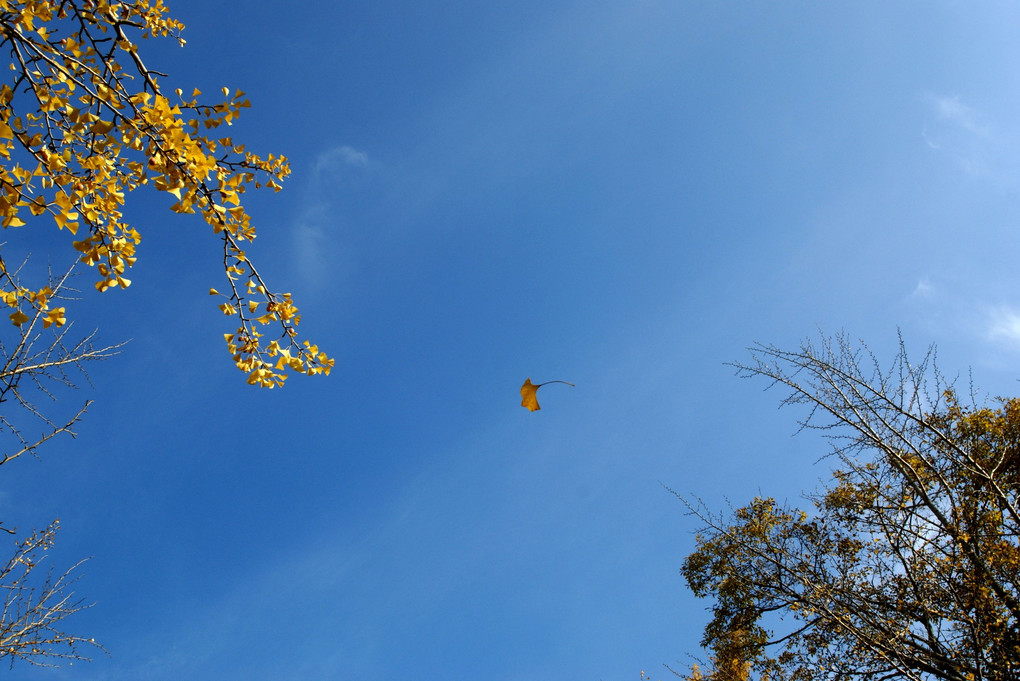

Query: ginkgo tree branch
left=0, top=0, right=332, bottom=387
left=0, top=399, right=87, bottom=467
left=0, top=258, right=117, bottom=470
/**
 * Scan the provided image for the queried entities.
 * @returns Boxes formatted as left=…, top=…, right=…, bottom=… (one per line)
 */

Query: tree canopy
left=676, top=335, right=1020, bottom=681
left=0, top=0, right=332, bottom=387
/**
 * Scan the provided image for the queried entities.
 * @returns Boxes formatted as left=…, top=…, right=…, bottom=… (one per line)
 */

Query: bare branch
left=0, top=522, right=103, bottom=668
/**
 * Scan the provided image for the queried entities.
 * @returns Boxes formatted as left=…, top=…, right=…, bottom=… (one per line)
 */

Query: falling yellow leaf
left=520, top=377, right=574, bottom=411
left=521, top=378, right=540, bottom=411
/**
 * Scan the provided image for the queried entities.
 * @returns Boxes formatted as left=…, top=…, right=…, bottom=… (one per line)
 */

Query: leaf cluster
left=0, top=0, right=332, bottom=386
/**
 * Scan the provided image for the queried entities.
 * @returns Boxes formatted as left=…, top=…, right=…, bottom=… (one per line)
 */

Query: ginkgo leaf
left=520, top=377, right=574, bottom=411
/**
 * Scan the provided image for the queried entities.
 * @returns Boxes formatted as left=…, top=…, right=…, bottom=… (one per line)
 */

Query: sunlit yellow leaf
left=520, top=378, right=575, bottom=412
left=42, top=306, right=66, bottom=328
left=90, top=119, right=115, bottom=135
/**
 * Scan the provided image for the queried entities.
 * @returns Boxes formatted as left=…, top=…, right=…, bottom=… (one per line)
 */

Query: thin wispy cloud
left=907, top=280, right=1020, bottom=357
left=921, top=94, right=1020, bottom=184
left=290, top=144, right=370, bottom=288
left=292, top=212, right=333, bottom=287
left=910, top=277, right=934, bottom=298
left=987, top=306, right=1020, bottom=347
left=315, top=145, right=369, bottom=173
left=933, top=96, right=987, bottom=136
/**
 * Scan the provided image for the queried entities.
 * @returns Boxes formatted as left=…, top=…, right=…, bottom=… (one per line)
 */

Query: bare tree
left=0, top=261, right=118, bottom=475
left=0, top=521, right=100, bottom=666
left=674, top=333, right=1020, bottom=681
left=0, top=259, right=118, bottom=666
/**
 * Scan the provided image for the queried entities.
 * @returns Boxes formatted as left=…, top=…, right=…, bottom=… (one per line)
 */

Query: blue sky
left=8, top=1, right=1020, bottom=679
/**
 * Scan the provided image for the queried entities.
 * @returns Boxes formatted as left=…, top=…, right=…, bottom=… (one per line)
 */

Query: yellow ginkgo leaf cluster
left=0, top=276, right=65, bottom=328
left=0, top=0, right=332, bottom=386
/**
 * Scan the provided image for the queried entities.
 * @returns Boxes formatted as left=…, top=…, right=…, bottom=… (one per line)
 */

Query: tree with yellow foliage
left=0, top=0, right=332, bottom=665
left=675, top=334, right=1020, bottom=681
